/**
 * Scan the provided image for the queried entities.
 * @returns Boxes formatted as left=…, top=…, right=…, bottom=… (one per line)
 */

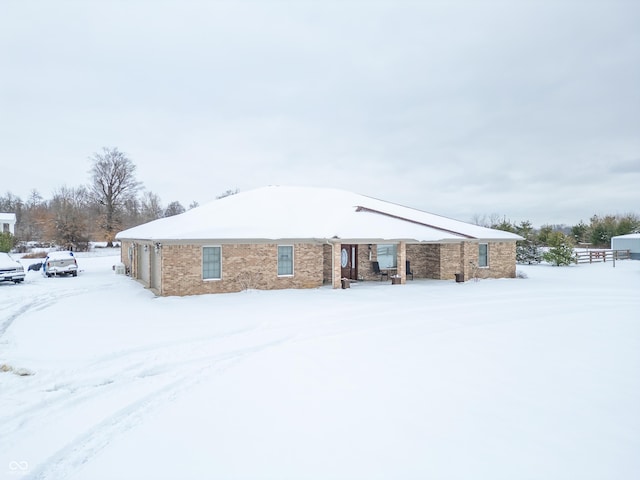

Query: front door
left=340, top=244, right=358, bottom=280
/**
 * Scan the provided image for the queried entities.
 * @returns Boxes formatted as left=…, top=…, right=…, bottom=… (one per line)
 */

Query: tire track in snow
left=0, top=296, right=57, bottom=337
left=21, top=334, right=295, bottom=480
left=0, top=324, right=260, bottom=439
left=0, top=285, right=97, bottom=338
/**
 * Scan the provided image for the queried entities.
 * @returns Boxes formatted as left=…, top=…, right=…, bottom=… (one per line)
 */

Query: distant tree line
left=0, top=147, right=235, bottom=252
left=475, top=213, right=640, bottom=266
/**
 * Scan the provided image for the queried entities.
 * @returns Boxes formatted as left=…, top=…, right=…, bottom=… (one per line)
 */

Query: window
left=203, top=246, right=221, bottom=280
left=478, top=243, right=489, bottom=267
left=278, top=245, right=294, bottom=276
left=376, top=244, right=397, bottom=269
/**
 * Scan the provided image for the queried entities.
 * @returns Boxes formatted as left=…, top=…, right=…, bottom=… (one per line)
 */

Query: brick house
left=115, top=186, right=522, bottom=296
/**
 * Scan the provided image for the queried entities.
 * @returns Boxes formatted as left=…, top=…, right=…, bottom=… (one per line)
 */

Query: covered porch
left=324, top=240, right=515, bottom=288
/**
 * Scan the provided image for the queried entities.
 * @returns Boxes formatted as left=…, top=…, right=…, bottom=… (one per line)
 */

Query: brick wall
left=121, top=239, right=517, bottom=295
left=482, top=242, right=517, bottom=279
left=120, top=240, right=132, bottom=271
left=159, top=243, right=325, bottom=296
left=322, top=244, right=333, bottom=284
left=404, top=241, right=517, bottom=281
left=357, top=244, right=380, bottom=281
left=407, top=244, right=428, bottom=278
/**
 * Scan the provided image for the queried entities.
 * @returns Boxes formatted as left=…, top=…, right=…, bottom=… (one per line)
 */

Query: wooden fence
left=575, top=249, right=631, bottom=264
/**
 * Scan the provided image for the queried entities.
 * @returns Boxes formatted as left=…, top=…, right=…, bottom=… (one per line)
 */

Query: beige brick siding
left=482, top=241, right=517, bottom=279
left=358, top=244, right=380, bottom=281
left=121, top=239, right=517, bottom=295
left=159, top=243, right=324, bottom=296
left=322, top=244, right=333, bottom=284
left=120, top=241, right=132, bottom=271
left=396, top=241, right=406, bottom=284
left=405, top=241, right=517, bottom=281
left=407, top=243, right=435, bottom=278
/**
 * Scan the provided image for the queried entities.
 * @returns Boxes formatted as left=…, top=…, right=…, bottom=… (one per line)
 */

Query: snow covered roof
left=611, top=233, right=640, bottom=239
left=116, top=186, right=522, bottom=243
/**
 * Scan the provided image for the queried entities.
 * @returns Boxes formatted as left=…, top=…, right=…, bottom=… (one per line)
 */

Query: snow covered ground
left=1, top=251, right=638, bottom=480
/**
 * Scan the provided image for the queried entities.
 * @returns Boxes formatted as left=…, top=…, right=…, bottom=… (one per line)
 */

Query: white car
left=42, top=251, right=78, bottom=277
left=0, top=252, right=25, bottom=284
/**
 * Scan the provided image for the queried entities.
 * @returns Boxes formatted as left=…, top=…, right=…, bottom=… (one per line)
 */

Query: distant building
left=0, top=213, right=16, bottom=235
left=116, top=186, right=522, bottom=296
left=611, top=233, right=640, bottom=260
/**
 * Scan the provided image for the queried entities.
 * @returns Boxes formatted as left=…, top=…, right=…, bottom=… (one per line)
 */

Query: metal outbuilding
left=611, top=233, right=640, bottom=260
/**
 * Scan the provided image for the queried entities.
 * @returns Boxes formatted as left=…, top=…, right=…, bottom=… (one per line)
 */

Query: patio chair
left=406, top=260, right=414, bottom=280
left=371, top=261, right=389, bottom=281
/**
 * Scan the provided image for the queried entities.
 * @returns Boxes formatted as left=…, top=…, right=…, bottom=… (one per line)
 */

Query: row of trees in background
left=476, top=214, right=640, bottom=266
left=1, top=147, right=638, bottom=259
left=0, top=147, right=231, bottom=251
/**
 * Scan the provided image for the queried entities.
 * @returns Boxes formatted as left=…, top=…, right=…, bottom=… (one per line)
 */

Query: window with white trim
left=278, top=245, right=294, bottom=276
left=203, top=246, right=222, bottom=280
left=478, top=243, right=489, bottom=267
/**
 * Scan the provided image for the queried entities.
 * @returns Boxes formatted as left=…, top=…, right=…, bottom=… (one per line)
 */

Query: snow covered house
left=115, top=186, right=522, bottom=296
left=0, top=213, right=16, bottom=235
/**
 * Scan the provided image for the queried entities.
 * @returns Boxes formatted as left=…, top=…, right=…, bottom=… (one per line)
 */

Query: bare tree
left=89, top=147, right=142, bottom=246
left=164, top=201, right=185, bottom=217
left=216, top=188, right=239, bottom=199
left=140, top=191, right=164, bottom=223
left=48, top=186, right=91, bottom=251
left=471, top=213, right=502, bottom=228
left=20, top=190, right=48, bottom=241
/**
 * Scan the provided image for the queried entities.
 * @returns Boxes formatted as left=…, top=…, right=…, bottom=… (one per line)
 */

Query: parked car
left=0, top=252, right=25, bottom=284
left=42, top=251, right=78, bottom=277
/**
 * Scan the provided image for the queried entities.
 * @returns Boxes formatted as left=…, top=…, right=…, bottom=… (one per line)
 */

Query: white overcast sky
left=1, top=0, right=638, bottom=227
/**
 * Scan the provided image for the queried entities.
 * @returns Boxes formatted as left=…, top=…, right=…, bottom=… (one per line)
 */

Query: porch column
left=459, top=241, right=473, bottom=281
left=332, top=242, right=342, bottom=288
left=397, top=241, right=407, bottom=284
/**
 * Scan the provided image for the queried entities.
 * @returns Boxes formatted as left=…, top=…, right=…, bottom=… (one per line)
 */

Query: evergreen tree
left=571, top=220, right=589, bottom=245
left=543, top=232, right=576, bottom=266
left=0, top=232, right=14, bottom=253
left=515, top=220, right=542, bottom=264
left=615, top=214, right=640, bottom=236
left=537, top=225, right=554, bottom=245
left=589, top=215, right=617, bottom=247
left=490, top=217, right=516, bottom=232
